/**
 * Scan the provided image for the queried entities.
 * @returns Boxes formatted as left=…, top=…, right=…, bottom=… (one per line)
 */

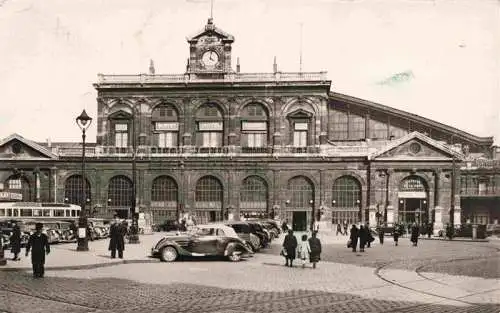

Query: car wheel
left=160, top=246, right=178, bottom=262
left=228, top=251, right=241, bottom=262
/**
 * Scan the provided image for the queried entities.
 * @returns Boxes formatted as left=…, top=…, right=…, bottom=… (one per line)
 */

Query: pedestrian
left=377, top=225, right=384, bottom=245
left=25, top=223, right=50, bottom=278
left=427, top=222, right=433, bottom=238
left=359, top=225, right=368, bottom=252
left=108, top=215, right=125, bottom=259
left=365, top=223, right=374, bottom=248
left=349, top=224, right=359, bottom=252
left=393, top=224, right=400, bottom=246
left=10, top=222, right=21, bottom=261
left=336, top=222, right=342, bottom=236
left=410, top=222, right=419, bottom=246
left=282, top=229, right=297, bottom=267
left=281, top=219, right=289, bottom=233
left=298, top=234, right=311, bottom=268
left=308, top=231, right=322, bottom=269
left=343, top=221, right=348, bottom=236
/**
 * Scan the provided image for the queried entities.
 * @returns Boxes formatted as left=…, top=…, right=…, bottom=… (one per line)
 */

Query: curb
left=0, top=258, right=159, bottom=272
left=419, top=237, right=489, bottom=243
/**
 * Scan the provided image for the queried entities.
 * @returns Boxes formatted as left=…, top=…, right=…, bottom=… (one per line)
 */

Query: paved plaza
left=1, top=232, right=499, bottom=313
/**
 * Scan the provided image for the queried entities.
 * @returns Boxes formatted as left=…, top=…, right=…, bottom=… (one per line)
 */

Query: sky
left=0, top=0, right=498, bottom=144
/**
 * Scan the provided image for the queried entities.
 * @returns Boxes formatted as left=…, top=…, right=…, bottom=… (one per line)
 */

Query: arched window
left=64, top=175, right=91, bottom=206
left=288, top=176, right=314, bottom=208
left=152, top=104, right=179, bottom=148
left=107, top=176, right=133, bottom=207
left=195, top=104, right=223, bottom=148
left=241, top=104, right=268, bottom=151
left=332, top=176, right=361, bottom=208
left=195, top=176, right=223, bottom=223
left=332, top=176, right=362, bottom=224
left=240, top=176, right=268, bottom=210
left=151, top=176, right=178, bottom=207
left=5, top=175, right=31, bottom=202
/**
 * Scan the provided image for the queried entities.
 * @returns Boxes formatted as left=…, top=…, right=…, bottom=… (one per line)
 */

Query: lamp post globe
left=76, top=109, right=92, bottom=251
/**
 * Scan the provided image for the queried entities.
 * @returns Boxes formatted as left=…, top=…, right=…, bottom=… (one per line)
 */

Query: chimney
left=149, top=59, right=155, bottom=75
left=46, top=138, right=51, bottom=148
left=236, top=57, right=240, bottom=73
left=273, top=56, right=278, bottom=73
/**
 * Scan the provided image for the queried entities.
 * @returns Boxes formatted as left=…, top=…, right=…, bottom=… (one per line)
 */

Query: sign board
left=78, top=228, right=86, bottom=239
left=198, top=121, right=223, bottom=131
left=0, top=192, right=23, bottom=200
left=398, top=191, right=427, bottom=199
left=294, top=122, right=308, bottom=130
left=155, top=122, right=179, bottom=131
left=242, top=122, right=266, bottom=131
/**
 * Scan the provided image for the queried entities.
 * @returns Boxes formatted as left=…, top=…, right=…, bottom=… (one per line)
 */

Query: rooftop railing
left=54, top=145, right=371, bottom=158
left=96, top=71, right=329, bottom=85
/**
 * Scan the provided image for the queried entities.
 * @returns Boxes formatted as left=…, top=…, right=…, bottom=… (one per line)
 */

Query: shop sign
left=0, top=192, right=23, bottom=200
left=398, top=191, right=427, bottom=199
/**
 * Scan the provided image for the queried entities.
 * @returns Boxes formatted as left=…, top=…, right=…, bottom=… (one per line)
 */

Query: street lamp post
left=309, top=199, right=315, bottom=232
left=76, top=109, right=92, bottom=252
left=128, top=108, right=140, bottom=244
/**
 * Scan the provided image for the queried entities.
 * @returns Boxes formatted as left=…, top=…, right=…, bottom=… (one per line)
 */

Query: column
left=368, top=164, right=377, bottom=225
left=34, top=168, right=40, bottom=202
left=386, top=170, right=395, bottom=226
left=433, top=169, right=444, bottom=235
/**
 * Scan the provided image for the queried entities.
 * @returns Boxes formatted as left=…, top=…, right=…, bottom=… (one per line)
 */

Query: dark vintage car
left=151, top=224, right=253, bottom=262
left=246, top=221, right=270, bottom=248
left=225, top=221, right=261, bottom=252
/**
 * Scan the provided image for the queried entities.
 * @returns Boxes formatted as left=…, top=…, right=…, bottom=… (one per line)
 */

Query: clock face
left=202, top=50, right=219, bottom=67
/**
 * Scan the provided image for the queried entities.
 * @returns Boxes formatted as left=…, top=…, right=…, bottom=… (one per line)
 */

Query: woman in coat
left=308, top=231, right=322, bottom=269
left=282, top=229, right=297, bottom=267
left=349, top=225, right=359, bottom=252
left=410, top=222, right=419, bottom=246
left=10, top=223, right=22, bottom=261
left=358, top=225, right=368, bottom=252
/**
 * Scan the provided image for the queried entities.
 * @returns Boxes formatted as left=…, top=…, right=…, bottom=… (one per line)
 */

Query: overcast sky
left=0, top=0, right=498, bottom=144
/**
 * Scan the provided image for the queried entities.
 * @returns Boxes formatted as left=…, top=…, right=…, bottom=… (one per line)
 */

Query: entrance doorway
left=398, top=198, right=428, bottom=225
left=209, top=211, right=217, bottom=222
left=292, top=211, right=307, bottom=231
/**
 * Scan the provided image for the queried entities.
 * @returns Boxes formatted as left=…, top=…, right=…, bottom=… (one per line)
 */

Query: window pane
left=349, top=114, right=365, bottom=140
left=331, top=110, right=348, bottom=140
left=370, top=119, right=388, bottom=139
left=288, top=176, right=314, bottom=208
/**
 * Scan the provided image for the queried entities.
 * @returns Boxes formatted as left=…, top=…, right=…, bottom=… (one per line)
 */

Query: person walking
left=427, top=222, right=433, bottom=238
left=25, top=223, right=50, bottom=278
left=349, top=224, right=359, bottom=252
left=108, top=215, right=125, bottom=259
left=359, top=225, right=368, bottom=252
left=281, top=219, right=289, bottom=233
left=393, top=224, right=400, bottom=246
left=10, top=223, right=22, bottom=261
left=410, top=222, right=419, bottom=247
left=377, top=225, right=384, bottom=245
left=365, top=223, right=374, bottom=248
left=336, top=222, right=342, bottom=236
left=282, top=229, right=297, bottom=267
left=343, top=222, right=348, bottom=236
left=308, top=231, right=322, bottom=269
left=298, top=234, right=311, bottom=268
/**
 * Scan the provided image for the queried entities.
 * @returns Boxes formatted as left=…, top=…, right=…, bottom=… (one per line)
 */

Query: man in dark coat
left=410, top=222, right=419, bottom=246
left=377, top=226, right=384, bottom=245
left=349, top=225, right=359, bottom=252
left=358, top=225, right=368, bottom=252
left=10, top=223, right=22, bottom=261
left=308, top=231, right=322, bottom=269
left=108, top=216, right=125, bottom=259
left=393, top=224, right=400, bottom=246
left=25, top=223, right=50, bottom=278
left=282, top=229, right=297, bottom=267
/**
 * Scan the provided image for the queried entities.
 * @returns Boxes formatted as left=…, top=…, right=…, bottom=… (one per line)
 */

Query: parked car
left=157, top=220, right=182, bottom=232
left=151, top=224, right=253, bottom=262
left=225, top=221, right=261, bottom=252
left=246, top=221, right=270, bottom=248
left=486, top=224, right=500, bottom=237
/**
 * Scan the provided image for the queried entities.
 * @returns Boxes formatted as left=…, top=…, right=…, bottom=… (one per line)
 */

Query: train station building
left=0, top=18, right=498, bottom=232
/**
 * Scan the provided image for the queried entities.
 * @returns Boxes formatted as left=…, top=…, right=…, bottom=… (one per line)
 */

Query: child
left=298, top=234, right=311, bottom=268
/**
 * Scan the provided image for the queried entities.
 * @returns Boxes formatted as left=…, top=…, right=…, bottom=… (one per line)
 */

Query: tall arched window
left=107, top=175, right=133, bottom=209
left=240, top=176, right=268, bottom=211
left=288, top=176, right=314, bottom=208
left=64, top=175, right=91, bottom=206
left=332, top=176, right=362, bottom=224
left=5, top=175, right=31, bottom=202
left=195, top=104, right=223, bottom=148
left=151, top=176, right=178, bottom=206
left=195, top=176, right=223, bottom=223
left=398, top=175, right=429, bottom=225
left=152, top=104, right=179, bottom=148
left=241, top=103, right=268, bottom=152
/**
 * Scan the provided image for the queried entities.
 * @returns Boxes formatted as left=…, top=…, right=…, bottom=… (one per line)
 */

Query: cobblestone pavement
left=1, top=235, right=499, bottom=313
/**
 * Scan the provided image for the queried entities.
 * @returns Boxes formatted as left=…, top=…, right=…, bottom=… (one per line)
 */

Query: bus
left=0, top=202, right=81, bottom=220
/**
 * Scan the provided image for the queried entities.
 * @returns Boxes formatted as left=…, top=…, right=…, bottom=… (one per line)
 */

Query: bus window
left=76, top=210, right=80, bottom=216
left=65, top=210, right=70, bottom=217
left=13, top=209, right=19, bottom=217
left=21, top=209, right=32, bottom=217
left=7, top=209, right=12, bottom=216
left=33, top=209, right=41, bottom=217
left=0, top=209, right=4, bottom=216
left=43, top=209, right=51, bottom=217
left=71, top=210, right=76, bottom=217
left=54, top=209, right=65, bottom=217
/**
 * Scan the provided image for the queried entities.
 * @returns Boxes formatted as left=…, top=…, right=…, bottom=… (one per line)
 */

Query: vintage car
left=225, top=221, right=261, bottom=252
left=151, top=224, right=253, bottom=262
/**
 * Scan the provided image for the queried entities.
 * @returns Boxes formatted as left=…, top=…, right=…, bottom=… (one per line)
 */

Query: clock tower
left=186, top=18, right=234, bottom=76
